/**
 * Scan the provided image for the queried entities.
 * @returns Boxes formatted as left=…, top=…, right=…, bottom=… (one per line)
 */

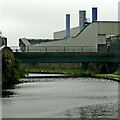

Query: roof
left=20, top=38, right=31, bottom=46
left=0, top=34, right=6, bottom=38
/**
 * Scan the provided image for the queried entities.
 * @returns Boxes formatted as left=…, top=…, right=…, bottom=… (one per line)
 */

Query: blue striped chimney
left=66, top=14, right=70, bottom=38
left=92, top=7, right=97, bottom=22
left=79, top=10, right=86, bottom=31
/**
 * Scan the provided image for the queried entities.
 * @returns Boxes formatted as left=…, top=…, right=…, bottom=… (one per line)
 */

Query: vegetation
left=24, top=63, right=98, bottom=74
left=94, top=74, right=120, bottom=79
left=113, top=68, right=120, bottom=76
left=25, top=67, right=95, bottom=74
left=24, top=63, right=120, bottom=80
left=2, top=47, right=27, bottom=89
left=24, top=63, right=114, bottom=74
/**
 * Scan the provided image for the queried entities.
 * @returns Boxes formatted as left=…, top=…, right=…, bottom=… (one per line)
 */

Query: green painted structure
left=14, top=52, right=120, bottom=63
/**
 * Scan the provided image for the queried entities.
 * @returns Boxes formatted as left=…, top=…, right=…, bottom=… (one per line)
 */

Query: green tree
left=2, top=55, right=26, bottom=89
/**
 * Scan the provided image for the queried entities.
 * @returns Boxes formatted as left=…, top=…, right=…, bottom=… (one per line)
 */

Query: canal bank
left=24, top=66, right=120, bottom=81
left=21, top=71, right=120, bottom=83
left=94, top=74, right=120, bottom=82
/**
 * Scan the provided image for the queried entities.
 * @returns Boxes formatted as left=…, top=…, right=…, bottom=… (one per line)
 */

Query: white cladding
left=98, top=22, right=118, bottom=35
left=22, top=21, right=120, bottom=52
left=54, top=26, right=80, bottom=39
left=54, top=21, right=120, bottom=46
left=38, top=22, right=98, bottom=47
left=97, top=22, right=119, bottom=44
left=36, top=22, right=119, bottom=47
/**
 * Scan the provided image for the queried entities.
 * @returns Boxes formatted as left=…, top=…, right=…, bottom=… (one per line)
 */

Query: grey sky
left=0, top=0, right=120, bottom=46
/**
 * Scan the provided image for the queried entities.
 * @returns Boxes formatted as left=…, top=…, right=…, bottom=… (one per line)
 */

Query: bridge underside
left=14, top=52, right=120, bottom=63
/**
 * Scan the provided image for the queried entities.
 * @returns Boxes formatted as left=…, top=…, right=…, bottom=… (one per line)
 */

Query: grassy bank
left=25, top=68, right=120, bottom=81
left=94, top=74, right=120, bottom=80
left=25, top=68, right=96, bottom=75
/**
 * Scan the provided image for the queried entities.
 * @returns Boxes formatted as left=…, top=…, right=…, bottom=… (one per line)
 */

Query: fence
left=11, top=46, right=98, bottom=53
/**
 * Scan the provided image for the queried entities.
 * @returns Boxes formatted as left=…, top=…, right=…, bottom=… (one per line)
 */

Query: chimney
left=66, top=14, right=70, bottom=38
left=92, top=7, right=97, bottom=22
left=79, top=10, right=86, bottom=31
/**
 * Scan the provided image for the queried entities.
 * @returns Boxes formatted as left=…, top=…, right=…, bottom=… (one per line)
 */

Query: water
left=2, top=76, right=118, bottom=118
left=28, top=73, right=65, bottom=77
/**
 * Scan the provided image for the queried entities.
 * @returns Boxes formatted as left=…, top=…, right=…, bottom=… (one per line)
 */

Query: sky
left=0, top=0, right=120, bottom=46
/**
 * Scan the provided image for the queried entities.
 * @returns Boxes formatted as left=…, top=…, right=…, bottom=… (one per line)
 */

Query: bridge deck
left=14, top=52, right=120, bottom=63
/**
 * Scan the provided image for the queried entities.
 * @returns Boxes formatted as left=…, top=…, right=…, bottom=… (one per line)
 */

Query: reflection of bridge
left=14, top=51, right=120, bottom=63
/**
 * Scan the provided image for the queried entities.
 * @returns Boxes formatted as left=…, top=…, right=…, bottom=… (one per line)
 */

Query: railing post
left=27, top=47, right=29, bottom=52
left=64, top=47, right=65, bottom=52
left=82, top=46, right=83, bottom=52
left=46, top=46, right=47, bottom=52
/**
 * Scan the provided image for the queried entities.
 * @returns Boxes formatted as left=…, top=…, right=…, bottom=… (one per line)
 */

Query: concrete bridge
left=14, top=52, right=120, bottom=63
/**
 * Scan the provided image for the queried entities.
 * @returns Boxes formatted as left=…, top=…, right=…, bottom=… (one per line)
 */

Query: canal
left=2, top=74, right=118, bottom=118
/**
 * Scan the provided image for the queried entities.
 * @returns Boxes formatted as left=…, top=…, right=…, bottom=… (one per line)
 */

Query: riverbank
left=23, top=68, right=120, bottom=82
left=94, top=74, right=120, bottom=81
left=25, top=68, right=96, bottom=74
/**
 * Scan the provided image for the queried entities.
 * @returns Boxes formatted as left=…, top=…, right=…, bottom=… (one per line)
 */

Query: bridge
left=9, top=46, right=119, bottom=63
left=14, top=52, right=120, bottom=63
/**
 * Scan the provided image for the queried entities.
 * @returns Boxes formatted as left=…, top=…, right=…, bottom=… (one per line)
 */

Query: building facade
left=19, top=21, right=120, bottom=53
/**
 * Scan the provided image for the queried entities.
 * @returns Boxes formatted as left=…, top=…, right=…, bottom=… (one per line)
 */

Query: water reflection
left=63, top=103, right=118, bottom=118
left=28, top=73, right=65, bottom=77
left=2, top=77, right=118, bottom=118
left=118, top=82, right=120, bottom=119
left=2, top=90, right=14, bottom=98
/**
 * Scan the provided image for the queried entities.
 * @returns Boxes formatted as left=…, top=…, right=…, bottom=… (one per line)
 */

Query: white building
left=19, top=21, right=120, bottom=52
left=19, top=7, right=120, bottom=53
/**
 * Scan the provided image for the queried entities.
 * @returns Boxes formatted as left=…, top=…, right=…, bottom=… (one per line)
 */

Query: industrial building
left=19, top=7, right=120, bottom=52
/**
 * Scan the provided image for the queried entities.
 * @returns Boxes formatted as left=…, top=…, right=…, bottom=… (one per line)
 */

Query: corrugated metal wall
left=54, top=26, right=80, bottom=39
left=97, top=22, right=119, bottom=44
left=98, top=22, right=118, bottom=35
left=37, top=22, right=98, bottom=52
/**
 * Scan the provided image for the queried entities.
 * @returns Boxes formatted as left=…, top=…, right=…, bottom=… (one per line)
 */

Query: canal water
left=2, top=74, right=118, bottom=118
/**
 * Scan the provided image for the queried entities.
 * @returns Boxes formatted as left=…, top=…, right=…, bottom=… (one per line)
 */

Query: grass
left=95, top=74, right=120, bottom=79
left=25, top=68, right=120, bottom=80
left=113, top=70, right=120, bottom=75
left=25, top=68, right=96, bottom=75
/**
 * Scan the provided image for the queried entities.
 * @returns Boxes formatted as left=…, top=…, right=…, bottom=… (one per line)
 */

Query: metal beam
left=14, top=52, right=120, bottom=63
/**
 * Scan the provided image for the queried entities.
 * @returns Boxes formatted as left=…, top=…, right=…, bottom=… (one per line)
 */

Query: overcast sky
left=0, top=0, right=120, bottom=46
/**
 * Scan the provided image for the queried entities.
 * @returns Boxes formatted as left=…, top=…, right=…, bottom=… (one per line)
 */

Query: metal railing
left=11, top=46, right=98, bottom=53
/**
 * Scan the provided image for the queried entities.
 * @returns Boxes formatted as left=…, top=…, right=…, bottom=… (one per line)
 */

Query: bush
left=2, top=55, right=26, bottom=88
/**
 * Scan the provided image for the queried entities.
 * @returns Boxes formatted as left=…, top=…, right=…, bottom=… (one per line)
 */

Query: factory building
left=19, top=7, right=120, bottom=52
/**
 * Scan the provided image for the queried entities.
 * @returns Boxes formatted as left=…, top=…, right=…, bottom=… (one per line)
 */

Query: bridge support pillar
left=106, top=63, right=119, bottom=73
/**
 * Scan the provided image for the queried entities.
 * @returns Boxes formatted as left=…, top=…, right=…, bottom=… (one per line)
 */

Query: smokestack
left=79, top=10, right=86, bottom=31
left=66, top=14, right=70, bottom=38
left=92, top=7, right=97, bottom=22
